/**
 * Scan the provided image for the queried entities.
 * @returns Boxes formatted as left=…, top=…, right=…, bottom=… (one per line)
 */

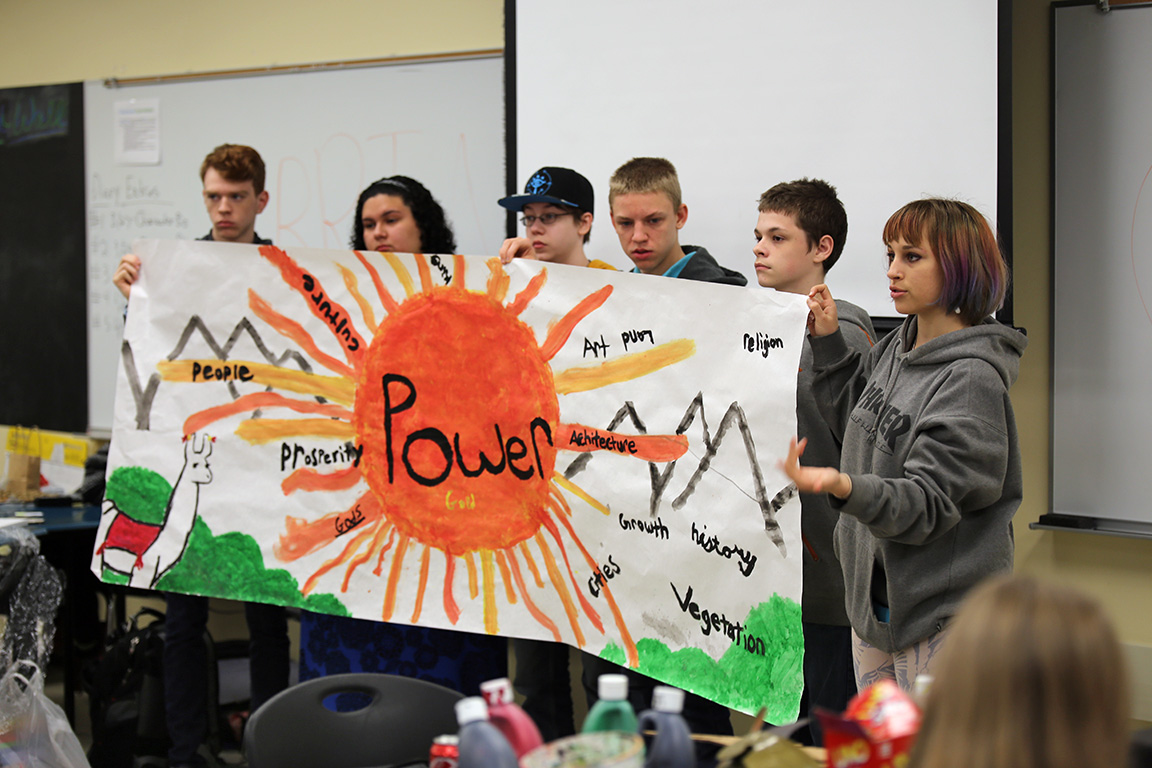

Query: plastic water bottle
left=455, top=696, right=519, bottom=768
left=479, top=676, right=544, bottom=757
left=582, top=673, right=639, bottom=733
left=911, top=674, right=934, bottom=707
left=636, top=686, right=695, bottom=768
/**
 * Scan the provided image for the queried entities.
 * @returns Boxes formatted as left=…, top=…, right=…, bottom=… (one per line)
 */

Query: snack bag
left=815, top=680, right=921, bottom=768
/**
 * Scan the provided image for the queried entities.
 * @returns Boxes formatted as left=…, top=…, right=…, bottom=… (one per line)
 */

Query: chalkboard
left=1047, top=2, right=1152, bottom=537
left=0, top=83, right=87, bottom=432
left=507, top=0, right=1008, bottom=321
left=85, top=55, right=505, bottom=434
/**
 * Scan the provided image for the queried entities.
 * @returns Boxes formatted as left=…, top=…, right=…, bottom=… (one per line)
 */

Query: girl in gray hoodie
left=782, top=198, right=1027, bottom=693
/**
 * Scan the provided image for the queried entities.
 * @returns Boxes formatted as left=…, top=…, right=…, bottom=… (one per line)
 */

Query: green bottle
left=582, top=674, right=639, bottom=733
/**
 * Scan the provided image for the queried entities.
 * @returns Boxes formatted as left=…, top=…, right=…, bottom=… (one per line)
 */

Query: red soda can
left=430, top=734, right=459, bottom=768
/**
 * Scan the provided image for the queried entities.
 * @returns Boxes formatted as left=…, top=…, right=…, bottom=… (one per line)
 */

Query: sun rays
left=157, top=245, right=699, bottom=668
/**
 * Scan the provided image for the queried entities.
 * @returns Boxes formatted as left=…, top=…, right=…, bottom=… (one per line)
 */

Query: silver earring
left=954, top=306, right=961, bottom=314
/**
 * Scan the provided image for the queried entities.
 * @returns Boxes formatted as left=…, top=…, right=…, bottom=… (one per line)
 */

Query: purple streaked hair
left=883, top=199, right=1008, bottom=325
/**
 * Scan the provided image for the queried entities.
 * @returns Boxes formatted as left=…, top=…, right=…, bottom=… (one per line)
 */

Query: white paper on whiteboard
left=114, top=98, right=160, bottom=165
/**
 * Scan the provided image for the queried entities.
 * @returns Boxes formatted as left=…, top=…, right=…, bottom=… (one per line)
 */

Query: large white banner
left=93, top=239, right=807, bottom=721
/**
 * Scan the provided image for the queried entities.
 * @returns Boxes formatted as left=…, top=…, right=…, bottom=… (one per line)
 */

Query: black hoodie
left=674, top=245, right=747, bottom=286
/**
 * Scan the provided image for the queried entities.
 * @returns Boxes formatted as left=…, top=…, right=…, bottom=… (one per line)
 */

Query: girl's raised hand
left=780, top=436, right=852, bottom=498
left=806, top=283, right=839, bottom=337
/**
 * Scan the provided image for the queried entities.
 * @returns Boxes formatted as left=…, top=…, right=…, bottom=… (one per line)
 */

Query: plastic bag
left=0, top=546, right=63, bottom=675
left=0, top=661, right=91, bottom=768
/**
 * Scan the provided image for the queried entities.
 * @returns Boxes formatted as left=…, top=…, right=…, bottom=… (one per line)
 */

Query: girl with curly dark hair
left=351, top=175, right=457, bottom=254
left=297, top=175, right=505, bottom=699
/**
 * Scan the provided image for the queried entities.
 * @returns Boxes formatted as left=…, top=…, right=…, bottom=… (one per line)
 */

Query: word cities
left=588, top=555, right=621, bottom=597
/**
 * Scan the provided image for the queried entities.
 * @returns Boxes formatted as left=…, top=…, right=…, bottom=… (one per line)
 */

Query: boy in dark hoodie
left=608, top=157, right=746, bottom=286
left=754, top=178, right=875, bottom=744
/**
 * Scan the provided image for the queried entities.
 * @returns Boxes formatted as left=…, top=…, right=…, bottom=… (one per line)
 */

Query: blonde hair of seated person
left=909, top=574, right=1130, bottom=768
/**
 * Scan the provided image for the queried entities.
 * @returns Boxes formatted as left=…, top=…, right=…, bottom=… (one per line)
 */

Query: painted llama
left=96, top=433, right=213, bottom=588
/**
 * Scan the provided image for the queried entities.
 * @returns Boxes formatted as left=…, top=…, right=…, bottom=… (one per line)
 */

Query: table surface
left=0, top=501, right=100, bottom=536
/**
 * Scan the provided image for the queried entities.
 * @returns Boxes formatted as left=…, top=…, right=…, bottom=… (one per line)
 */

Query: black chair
left=243, top=673, right=463, bottom=768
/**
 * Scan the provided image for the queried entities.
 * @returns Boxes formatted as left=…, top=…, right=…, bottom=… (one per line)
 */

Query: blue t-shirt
left=630, top=250, right=696, bottom=278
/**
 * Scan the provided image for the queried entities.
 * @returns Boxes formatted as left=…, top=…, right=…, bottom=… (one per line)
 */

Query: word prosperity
left=671, top=582, right=766, bottom=656
left=281, top=442, right=364, bottom=472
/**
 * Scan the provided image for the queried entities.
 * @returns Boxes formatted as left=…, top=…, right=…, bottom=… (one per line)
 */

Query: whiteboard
left=511, top=0, right=1002, bottom=319
left=85, top=56, right=505, bottom=434
left=1051, top=2, right=1152, bottom=535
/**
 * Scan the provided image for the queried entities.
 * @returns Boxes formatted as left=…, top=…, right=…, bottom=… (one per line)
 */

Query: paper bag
left=5, top=427, right=43, bottom=501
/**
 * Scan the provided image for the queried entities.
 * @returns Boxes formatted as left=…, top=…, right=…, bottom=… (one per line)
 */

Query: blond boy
left=582, top=158, right=743, bottom=743
left=609, top=157, right=745, bottom=285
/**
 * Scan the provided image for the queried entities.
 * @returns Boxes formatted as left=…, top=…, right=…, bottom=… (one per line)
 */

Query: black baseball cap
left=498, top=167, right=594, bottom=213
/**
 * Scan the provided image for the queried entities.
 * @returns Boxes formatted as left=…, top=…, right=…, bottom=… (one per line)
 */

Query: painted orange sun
left=159, top=246, right=697, bottom=667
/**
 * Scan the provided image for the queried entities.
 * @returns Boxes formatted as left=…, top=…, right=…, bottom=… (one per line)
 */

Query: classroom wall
left=1009, top=0, right=1152, bottom=631
left=0, top=0, right=504, bottom=668
left=1011, top=0, right=1152, bottom=719
left=5, top=0, right=1152, bottom=716
left=0, top=0, right=503, bottom=89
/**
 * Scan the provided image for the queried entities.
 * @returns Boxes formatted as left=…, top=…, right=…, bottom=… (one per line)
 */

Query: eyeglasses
left=520, top=212, right=574, bottom=227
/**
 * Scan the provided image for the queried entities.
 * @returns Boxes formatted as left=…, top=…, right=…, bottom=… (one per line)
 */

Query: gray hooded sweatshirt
left=809, top=316, right=1027, bottom=653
